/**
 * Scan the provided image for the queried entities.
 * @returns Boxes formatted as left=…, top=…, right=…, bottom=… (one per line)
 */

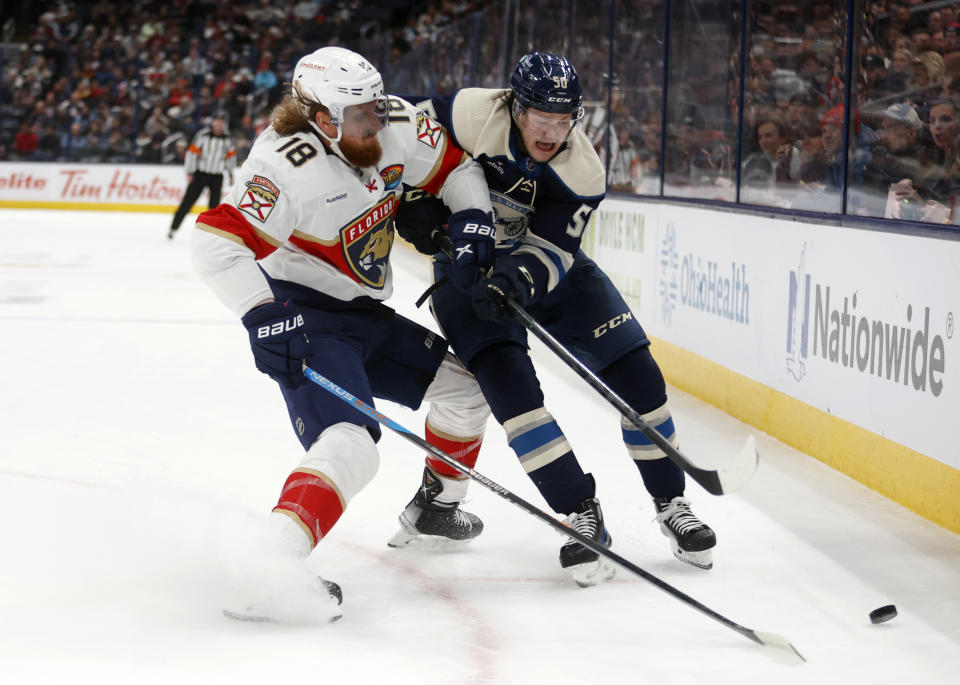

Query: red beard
left=339, top=135, right=383, bottom=168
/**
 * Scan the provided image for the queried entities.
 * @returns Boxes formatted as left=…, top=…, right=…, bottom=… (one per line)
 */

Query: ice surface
left=1, top=210, right=958, bottom=684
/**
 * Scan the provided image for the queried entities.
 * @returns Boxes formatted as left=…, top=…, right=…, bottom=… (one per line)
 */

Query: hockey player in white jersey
left=192, top=46, right=495, bottom=622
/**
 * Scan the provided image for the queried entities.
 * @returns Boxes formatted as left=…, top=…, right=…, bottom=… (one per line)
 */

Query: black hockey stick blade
left=504, top=298, right=758, bottom=496
left=302, top=365, right=800, bottom=660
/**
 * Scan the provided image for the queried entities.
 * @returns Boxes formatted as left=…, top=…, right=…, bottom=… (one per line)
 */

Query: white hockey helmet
left=291, top=47, right=387, bottom=131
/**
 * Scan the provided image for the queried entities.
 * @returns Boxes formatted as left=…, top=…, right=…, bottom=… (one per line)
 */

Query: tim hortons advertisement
left=0, top=162, right=213, bottom=209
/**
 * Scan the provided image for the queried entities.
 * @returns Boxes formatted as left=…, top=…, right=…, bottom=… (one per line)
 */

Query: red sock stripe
left=272, top=469, right=345, bottom=547
left=424, top=423, right=482, bottom=478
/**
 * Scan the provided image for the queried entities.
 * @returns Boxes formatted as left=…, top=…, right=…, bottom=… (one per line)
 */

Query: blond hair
left=270, top=93, right=329, bottom=137
left=915, top=51, right=946, bottom=82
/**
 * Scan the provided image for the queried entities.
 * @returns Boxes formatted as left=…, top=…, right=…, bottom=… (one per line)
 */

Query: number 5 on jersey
left=566, top=204, right=593, bottom=238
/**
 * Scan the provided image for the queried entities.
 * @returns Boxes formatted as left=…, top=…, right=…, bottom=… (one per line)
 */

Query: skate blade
left=670, top=541, right=713, bottom=570
left=222, top=608, right=343, bottom=624
left=387, top=526, right=476, bottom=551
left=567, top=558, right=617, bottom=588
left=223, top=608, right=278, bottom=623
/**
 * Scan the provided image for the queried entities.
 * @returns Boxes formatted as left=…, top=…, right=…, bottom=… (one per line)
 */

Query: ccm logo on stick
left=257, top=314, right=304, bottom=338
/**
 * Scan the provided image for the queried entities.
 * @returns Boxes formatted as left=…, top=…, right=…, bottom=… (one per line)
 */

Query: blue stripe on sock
left=509, top=421, right=563, bottom=457
left=622, top=417, right=675, bottom=446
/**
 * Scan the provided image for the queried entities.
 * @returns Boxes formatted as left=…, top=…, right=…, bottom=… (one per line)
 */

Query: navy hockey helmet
left=510, top=52, right=583, bottom=116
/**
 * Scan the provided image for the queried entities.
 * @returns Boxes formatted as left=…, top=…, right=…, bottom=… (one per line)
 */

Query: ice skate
left=222, top=514, right=343, bottom=624
left=559, top=496, right=616, bottom=588
left=653, top=495, right=716, bottom=569
left=388, top=467, right=483, bottom=549
left=223, top=577, right=342, bottom=624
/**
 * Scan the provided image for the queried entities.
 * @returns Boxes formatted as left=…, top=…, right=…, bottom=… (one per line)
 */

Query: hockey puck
left=869, top=605, right=898, bottom=624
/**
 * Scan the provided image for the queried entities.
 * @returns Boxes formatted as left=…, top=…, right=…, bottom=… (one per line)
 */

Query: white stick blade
left=718, top=434, right=759, bottom=493
left=753, top=630, right=806, bottom=663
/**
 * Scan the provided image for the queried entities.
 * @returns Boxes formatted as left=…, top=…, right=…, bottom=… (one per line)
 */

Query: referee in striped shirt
left=168, top=112, right=237, bottom=239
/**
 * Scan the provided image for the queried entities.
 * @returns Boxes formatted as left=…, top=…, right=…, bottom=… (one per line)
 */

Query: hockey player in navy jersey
left=390, top=52, right=716, bottom=586
left=192, top=46, right=496, bottom=621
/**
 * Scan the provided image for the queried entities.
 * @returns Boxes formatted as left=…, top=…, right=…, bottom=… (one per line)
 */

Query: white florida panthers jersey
left=192, top=97, right=491, bottom=316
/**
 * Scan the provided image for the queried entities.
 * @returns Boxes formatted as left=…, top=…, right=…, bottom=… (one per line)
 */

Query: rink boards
left=1, top=160, right=957, bottom=534
left=584, top=198, right=960, bottom=534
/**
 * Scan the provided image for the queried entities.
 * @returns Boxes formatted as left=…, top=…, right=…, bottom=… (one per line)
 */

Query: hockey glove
left=241, top=300, right=310, bottom=389
left=447, top=208, right=496, bottom=290
left=471, top=256, right=536, bottom=324
left=395, top=187, right=451, bottom=256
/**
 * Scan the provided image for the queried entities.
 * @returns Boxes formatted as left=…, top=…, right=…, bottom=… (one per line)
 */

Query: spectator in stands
left=875, top=99, right=957, bottom=223
left=801, top=104, right=873, bottom=191
left=785, top=92, right=817, bottom=138
left=12, top=120, right=39, bottom=160
left=138, top=133, right=165, bottom=164
left=794, top=120, right=824, bottom=174
left=102, top=128, right=133, bottom=164
left=889, top=47, right=914, bottom=91
left=742, top=118, right=803, bottom=190
left=665, top=104, right=733, bottom=195
left=855, top=103, right=927, bottom=216
left=35, top=123, right=62, bottom=161
left=608, top=127, right=641, bottom=193
left=918, top=98, right=960, bottom=212
left=254, top=52, right=280, bottom=102
left=863, top=54, right=896, bottom=102
left=60, top=121, right=89, bottom=161
left=144, top=106, right=169, bottom=138
left=914, top=51, right=947, bottom=96
left=83, top=119, right=105, bottom=161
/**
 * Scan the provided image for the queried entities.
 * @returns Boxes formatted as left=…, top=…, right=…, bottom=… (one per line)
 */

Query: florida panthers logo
left=341, top=196, right=396, bottom=288
left=238, top=176, right=280, bottom=222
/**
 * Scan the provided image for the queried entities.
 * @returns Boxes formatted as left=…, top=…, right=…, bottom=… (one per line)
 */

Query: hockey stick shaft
left=302, top=364, right=801, bottom=660
left=503, top=298, right=742, bottom=496
left=430, top=233, right=755, bottom=496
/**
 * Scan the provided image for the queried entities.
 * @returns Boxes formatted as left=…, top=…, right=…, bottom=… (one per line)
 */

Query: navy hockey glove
left=395, top=187, right=451, bottom=255
left=241, top=300, right=310, bottom=389
left=447, top=208, right=496, bottom=290
left=471, top=257, right=536, bottom=324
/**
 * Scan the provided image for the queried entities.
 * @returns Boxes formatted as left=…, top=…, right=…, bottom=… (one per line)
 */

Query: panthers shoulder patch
left=238, top=175, right=280, bottom=222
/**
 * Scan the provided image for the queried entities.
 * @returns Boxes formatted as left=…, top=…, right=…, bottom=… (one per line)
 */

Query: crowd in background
left=0, top=0, right=479, bottom=165
left=2, top=0, right=959, bottom=226
left=591, top=0, right=960, bottom=223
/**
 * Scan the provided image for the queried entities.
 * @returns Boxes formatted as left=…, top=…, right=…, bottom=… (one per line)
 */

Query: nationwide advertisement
left=588, top=199, right=960, bottom=470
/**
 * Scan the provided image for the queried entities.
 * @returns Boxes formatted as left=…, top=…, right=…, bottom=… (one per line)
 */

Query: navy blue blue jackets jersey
left=406, top=88, right=605, bottom=300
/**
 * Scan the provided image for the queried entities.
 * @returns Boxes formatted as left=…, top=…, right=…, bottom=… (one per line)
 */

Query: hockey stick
left=302, top=364, right=803, bottom=661
left=503, top=298, right=758, bottom=496
left=429, top=232, right=756, bottom=496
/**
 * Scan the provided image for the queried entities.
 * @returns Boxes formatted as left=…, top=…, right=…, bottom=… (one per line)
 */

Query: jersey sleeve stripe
left=287, top=235, right=364, bottom=285
left=291, top=229, right=340, bottom=247
left=513, top=236, right=574, bottom=292
left=196, top=204, right=282, bottom=260
left=418, top=136, right=469, bottom=195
